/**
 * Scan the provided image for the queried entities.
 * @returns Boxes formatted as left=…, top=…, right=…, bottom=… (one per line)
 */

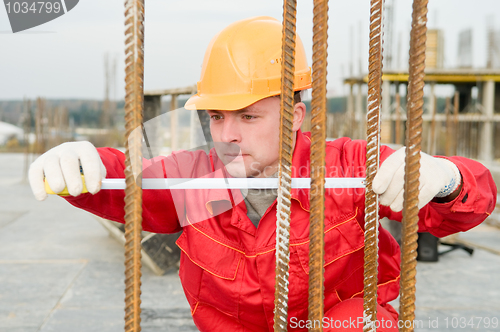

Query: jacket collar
left=290, top=129, right=311, bottom=212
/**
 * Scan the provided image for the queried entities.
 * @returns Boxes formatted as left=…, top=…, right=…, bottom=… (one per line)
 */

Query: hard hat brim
left=185, top=92, right=280, bottom=111
left=184, top=81, right=312, bottom=111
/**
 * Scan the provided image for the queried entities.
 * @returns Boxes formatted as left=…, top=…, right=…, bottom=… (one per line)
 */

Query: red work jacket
left=65, top=130, right=496, bottom=331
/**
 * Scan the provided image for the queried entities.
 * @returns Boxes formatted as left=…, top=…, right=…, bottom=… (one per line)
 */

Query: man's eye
left=243, top=115, right=254, bottom=120
left=210, top=115, right=222, bottom=120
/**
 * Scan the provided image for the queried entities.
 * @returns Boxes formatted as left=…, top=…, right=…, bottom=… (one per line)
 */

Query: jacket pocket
left=176, top=227, right=243, bottom=318
left=291, top=211, right=365, bottom=291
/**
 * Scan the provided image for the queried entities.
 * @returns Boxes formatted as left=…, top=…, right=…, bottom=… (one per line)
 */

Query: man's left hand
left=372, top=147, right=462, bottom=212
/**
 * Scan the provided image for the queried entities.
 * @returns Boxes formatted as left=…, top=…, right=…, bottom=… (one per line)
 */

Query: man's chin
left=224, top=164, right=249, bottom=178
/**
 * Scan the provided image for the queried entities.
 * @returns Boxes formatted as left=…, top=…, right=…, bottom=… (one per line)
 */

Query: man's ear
left=292, top=102, right=306, bottom=132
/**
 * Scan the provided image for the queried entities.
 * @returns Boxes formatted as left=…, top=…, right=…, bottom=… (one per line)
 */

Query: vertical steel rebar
left=308, top=0, right=329, bottom=330
left=399, top=0, right=428, bottom=331
left=364, top=0, right=384, bottom=330
left=429, top=93, right=437, bottom=155
left=123, top=0, right=145, bottom=331
left=23, top=99, right=32, bottom=182
left=395, top=92, right=402, bottom=146
left=453, top=92, right=459, bottom=156
left=170, top=94, right=178, bottom=151
left=273, top=1, right=297, bottom=331
left=445, top=97, right=451, bottom=156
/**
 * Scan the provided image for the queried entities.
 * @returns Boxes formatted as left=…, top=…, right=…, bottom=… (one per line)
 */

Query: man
left=29, top=17, right=496, bottom=331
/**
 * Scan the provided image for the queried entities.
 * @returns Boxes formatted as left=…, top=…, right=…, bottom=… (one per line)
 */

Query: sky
left=1, top=0, right=500, bottom=100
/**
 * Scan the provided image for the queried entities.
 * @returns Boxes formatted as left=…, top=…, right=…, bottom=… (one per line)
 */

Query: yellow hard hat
left=185, top=16, right=311, bottom=111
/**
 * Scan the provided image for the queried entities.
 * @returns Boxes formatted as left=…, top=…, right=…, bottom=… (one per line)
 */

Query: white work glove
left=29, top=141, right=106, bottom=201
left=372, top=147, right=461, bottom=212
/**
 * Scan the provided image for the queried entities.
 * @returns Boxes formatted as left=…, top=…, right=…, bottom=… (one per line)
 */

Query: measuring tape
left=45, top=177, right=365, bottom=195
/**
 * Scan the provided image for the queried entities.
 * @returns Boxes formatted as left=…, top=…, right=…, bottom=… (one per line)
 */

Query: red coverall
left=64, top=130, right=496, bottom=331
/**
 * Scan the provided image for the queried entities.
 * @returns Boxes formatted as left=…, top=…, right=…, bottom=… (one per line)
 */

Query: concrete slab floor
left=1, top=153, right=500, bottom=331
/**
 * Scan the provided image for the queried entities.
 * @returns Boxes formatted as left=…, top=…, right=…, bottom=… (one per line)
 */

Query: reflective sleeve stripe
left=100, top=178, right=366, bottom=189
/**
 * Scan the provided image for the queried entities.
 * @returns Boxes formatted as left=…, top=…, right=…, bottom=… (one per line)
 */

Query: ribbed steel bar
left=308, top=0, right=329, bottom=331
left=364, top=0, right=384, bottom=331
left=453, top=92, right=459, bottom=156
left=395, top=93, right=402, bottom=145
left=123, top=0, right=144, bottom=331
left=399, top=0, right=428, bottom=331
left=445, top=97, right=451, bottom=156
left=273, top=0, right=297, bottom=330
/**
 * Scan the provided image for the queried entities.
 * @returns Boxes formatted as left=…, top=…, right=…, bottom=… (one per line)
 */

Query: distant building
left=344, top=68, right=500, bottom=162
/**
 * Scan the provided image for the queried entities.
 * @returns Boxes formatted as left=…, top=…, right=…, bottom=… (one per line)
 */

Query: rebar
left=453, top=92, right=459, bottom=156
left=363, top=0, right=384, bottom=330
left=429, top=87, right=437, bottom=155
left=399, top=0, right=428, bottom=331
left=308, top=0, right=329, bottom=330
left=170, top=94, right=178, bottom=151
left=273, top=0, right=297, bottom=330
left=123, top=0, right=145, bottom=331
left=23, top=99, right=32, bottom=182
left=395, top=93, right=402, bottom=145
left=445, top=97, right=451, bottom=156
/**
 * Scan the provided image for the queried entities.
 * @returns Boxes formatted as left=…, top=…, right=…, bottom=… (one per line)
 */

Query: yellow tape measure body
left=44, top=174, right=89, bottom=196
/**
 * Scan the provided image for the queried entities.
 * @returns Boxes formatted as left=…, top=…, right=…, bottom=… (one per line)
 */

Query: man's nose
left=220, top=115, right=241, bottom=143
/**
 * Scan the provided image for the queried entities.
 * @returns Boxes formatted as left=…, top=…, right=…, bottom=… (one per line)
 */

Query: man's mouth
left=225, top=154, right=248, bottom=161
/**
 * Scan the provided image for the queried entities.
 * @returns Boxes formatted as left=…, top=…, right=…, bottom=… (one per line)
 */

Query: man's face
left=207, top=97, right=282, bottom=178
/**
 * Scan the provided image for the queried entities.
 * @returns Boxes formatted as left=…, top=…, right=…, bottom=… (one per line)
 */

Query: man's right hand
left=29, top=141, right=106, bottom=201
